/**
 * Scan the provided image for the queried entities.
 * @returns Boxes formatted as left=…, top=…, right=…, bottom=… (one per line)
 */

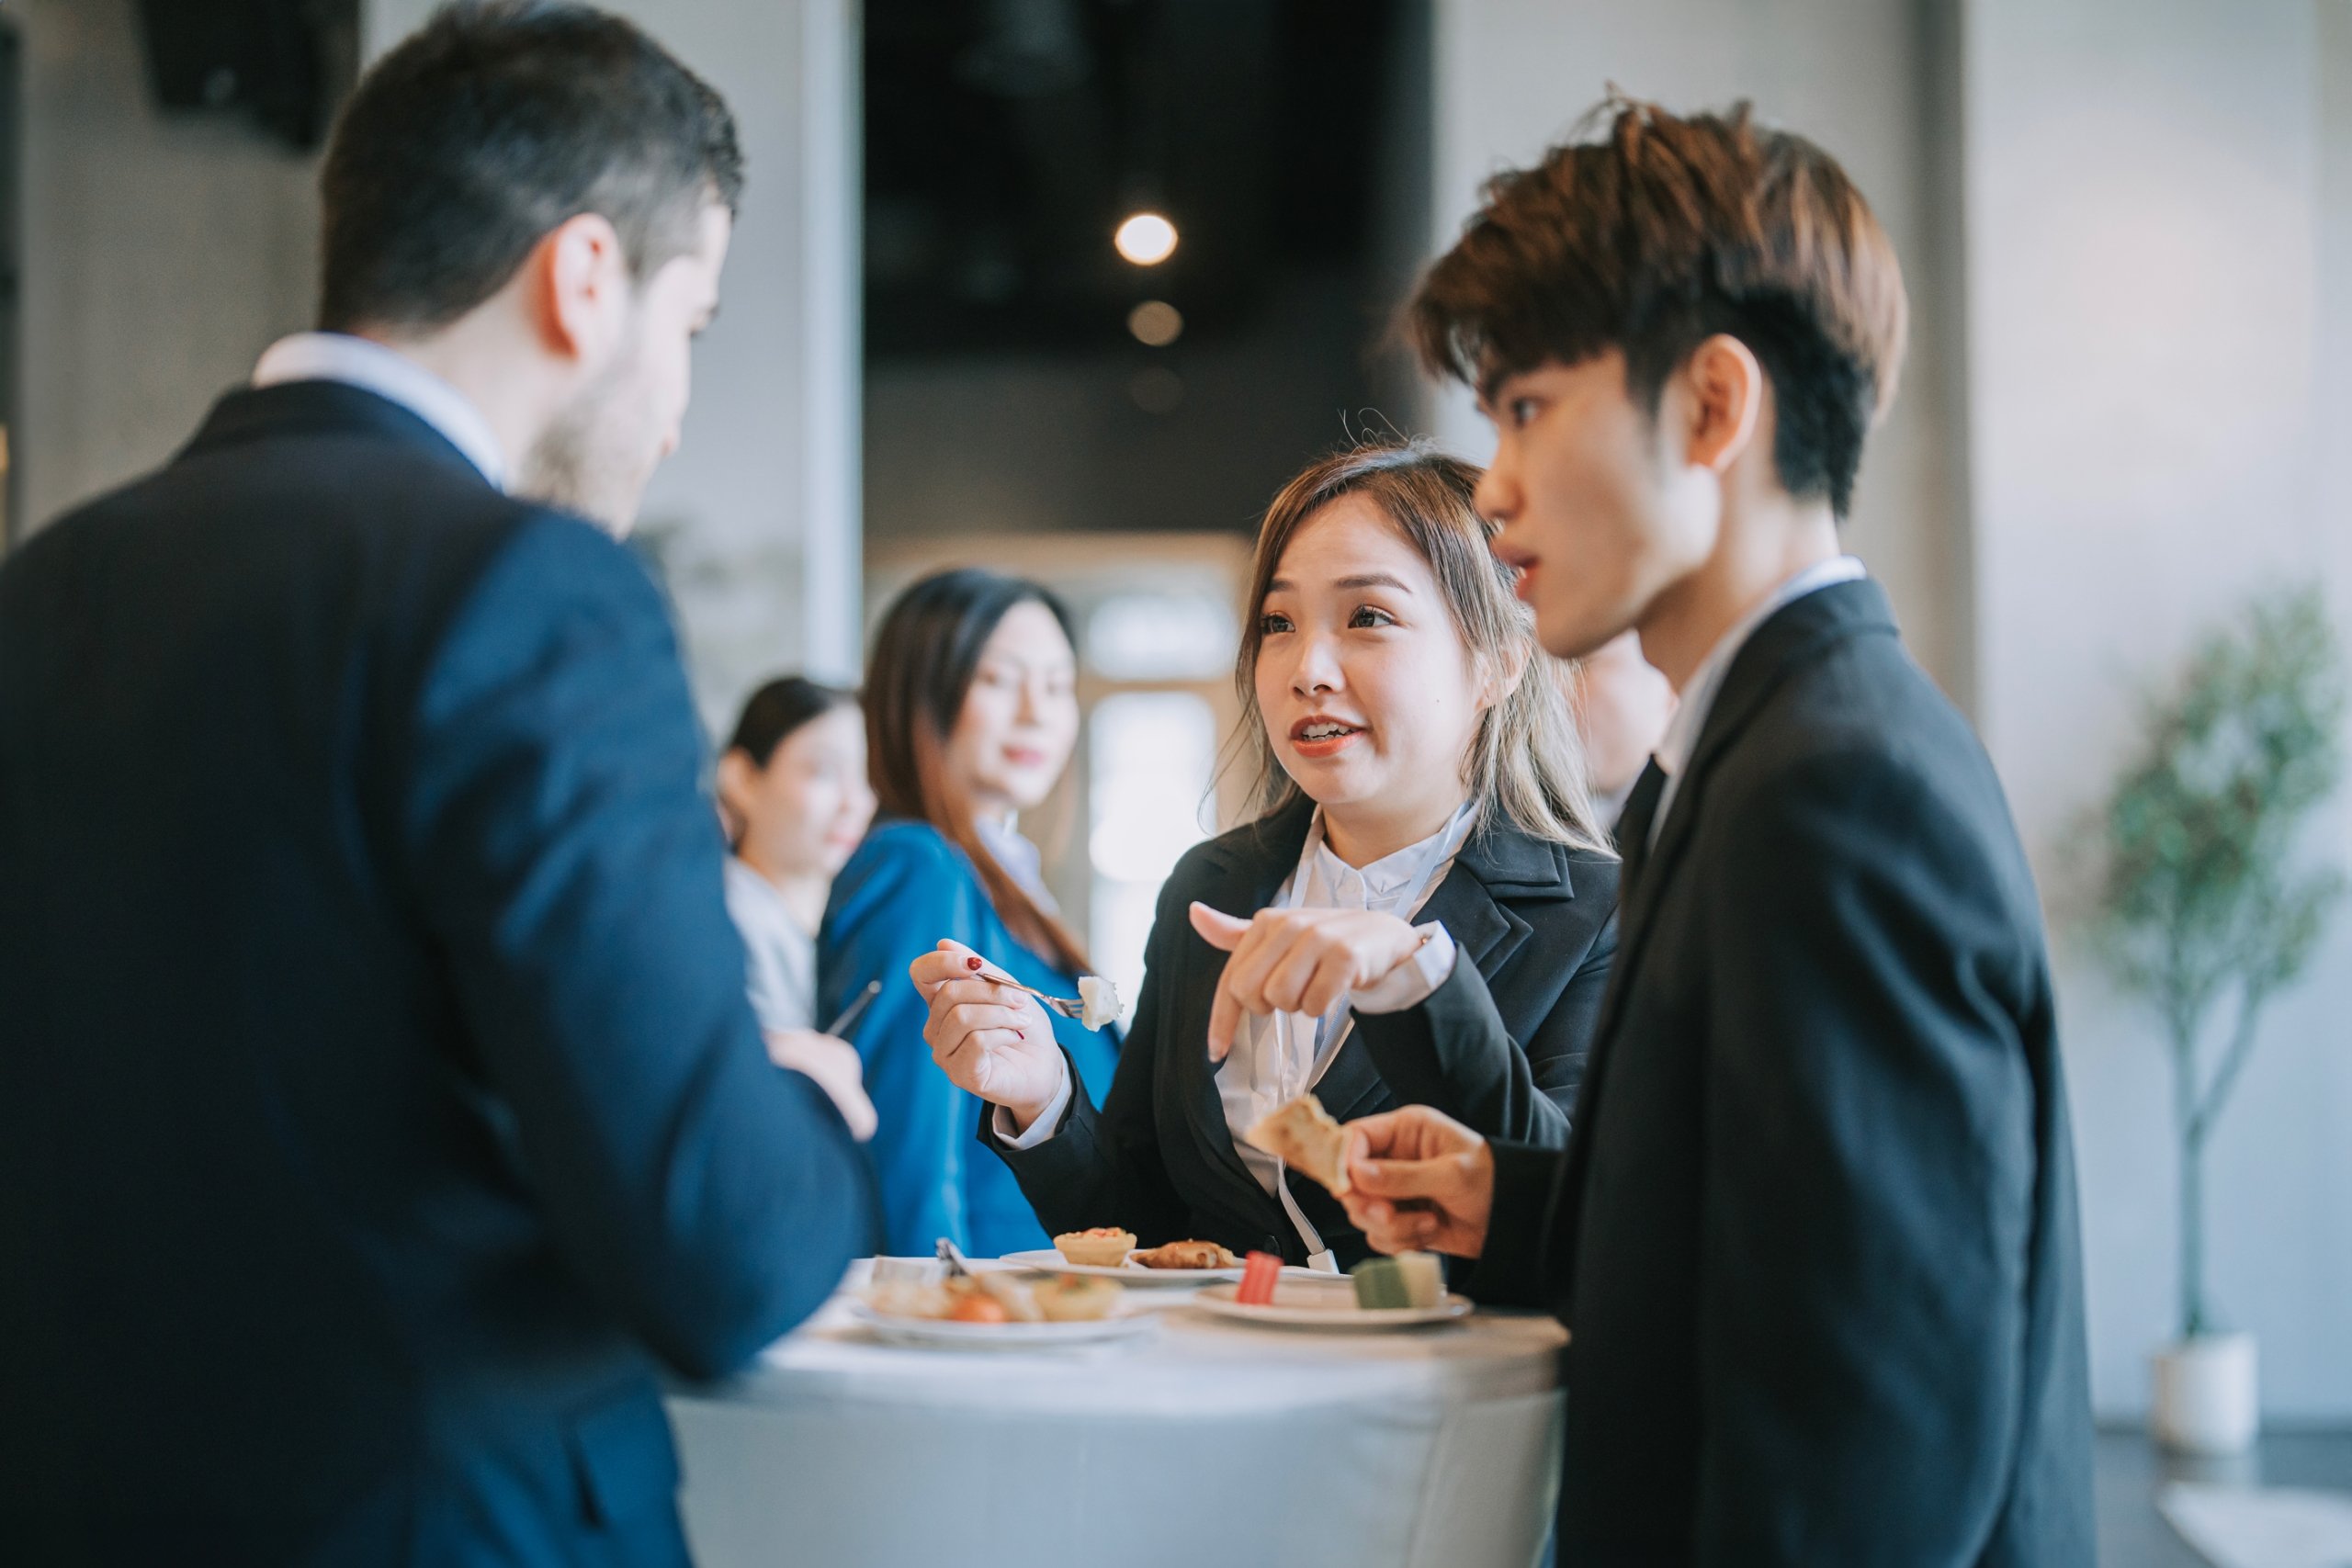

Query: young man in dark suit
left=0, top=6, right=875, bottom=1562
left=1340, top=101, right=2096, bottom=1563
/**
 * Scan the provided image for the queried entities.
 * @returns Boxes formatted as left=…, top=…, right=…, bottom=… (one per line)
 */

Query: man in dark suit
left=1340, top=100, right=2096, bottom=1563
left=0, top=6, right=874, bottom=1562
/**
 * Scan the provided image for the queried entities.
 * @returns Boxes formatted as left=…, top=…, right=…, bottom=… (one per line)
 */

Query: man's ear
left=527, top=211, right=630, bottom=365
left=1678, top=333, right=1765, bottom=477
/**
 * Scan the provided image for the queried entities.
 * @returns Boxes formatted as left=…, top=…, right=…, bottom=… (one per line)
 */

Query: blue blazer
left=820, top=820, right=1119, bottom=1257
left=0, top=382, right=876, bottom=1566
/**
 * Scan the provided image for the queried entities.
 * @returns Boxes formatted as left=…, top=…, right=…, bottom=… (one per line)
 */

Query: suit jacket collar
left=1193, top=795, right=1583, bottom=906
left=1571, top=577, right=1901, bottom=1165
left=178, top=381, right=494, bottom=488
left=1617, top=578, right=1894, bottom=956
left=1673, top=578, right=1899, bottom=815
left=1549, top=581, right=1899, bottom=1302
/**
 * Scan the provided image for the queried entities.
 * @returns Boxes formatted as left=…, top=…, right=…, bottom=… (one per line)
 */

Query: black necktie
left=1613, top=761, right=1668, bottom=898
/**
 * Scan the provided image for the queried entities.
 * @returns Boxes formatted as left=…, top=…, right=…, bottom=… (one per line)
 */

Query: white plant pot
left=2152, top=1332, right=2260, bottom=1455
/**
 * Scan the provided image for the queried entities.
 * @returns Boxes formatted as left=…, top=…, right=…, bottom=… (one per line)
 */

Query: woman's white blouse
left=724, top=857, right=818, bottom=1034
left=1216, top=805, right=1473, bottom=1198
left=997, top=806, right=1469, bottom=1180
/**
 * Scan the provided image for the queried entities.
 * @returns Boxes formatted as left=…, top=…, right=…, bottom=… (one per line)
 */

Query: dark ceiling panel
left=865, top=0, right=1402, bottom=359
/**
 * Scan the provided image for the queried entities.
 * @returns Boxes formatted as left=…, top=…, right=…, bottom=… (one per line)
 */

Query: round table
left=666, top=1260, right=1566, bottom=1568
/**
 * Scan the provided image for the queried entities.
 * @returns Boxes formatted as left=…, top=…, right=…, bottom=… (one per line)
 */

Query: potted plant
left=2089, top=587, right=2345, bottom=1454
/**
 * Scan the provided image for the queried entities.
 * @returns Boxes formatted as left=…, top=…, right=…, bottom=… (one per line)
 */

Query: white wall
left=1430, top=0, right=1972, bottom=705
left=1964, top=0, right=2352, bottom=1421
left=7, top=0, right=856, bottom=736
left=365, top=0, right=861, bottom=728
left=16, top=0, right=320, bottom=533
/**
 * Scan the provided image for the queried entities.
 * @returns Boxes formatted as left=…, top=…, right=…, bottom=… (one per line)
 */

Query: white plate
left=845, top=1299, right=1159, bottom=1349
left=998, top=1248, right=1335, bottom=1286
left=1191, top=1280, right=1474, bottom=1331
left=995, top=1247, right=1241, bottom=1283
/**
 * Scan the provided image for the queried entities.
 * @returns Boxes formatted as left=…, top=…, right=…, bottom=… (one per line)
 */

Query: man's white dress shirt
left=1648, top=555, right=1867, bottom=848
left=253, top=332, right=509, bottom=491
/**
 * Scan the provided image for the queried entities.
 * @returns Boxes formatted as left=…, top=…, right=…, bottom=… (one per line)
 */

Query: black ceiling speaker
left=135, top=0, right=359, bottom=152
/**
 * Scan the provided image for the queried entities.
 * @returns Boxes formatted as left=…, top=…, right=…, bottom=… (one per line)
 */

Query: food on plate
left=1350, top=1250, right=1445, bottom=1311
left=1032, top=1274, right=1124, bottom=1322
left=1244, top=1092, right=1352, bottom=1196
left=864, top=1273, right=1044, bottom=1324
left=946, top=1291, right=1010, bottom=1324
left=1132, top=1239, right=1241, bottom=1270
left=1077, top=976, right=1122, bottom=1031
left=1236, top=1251, right=1283, bottom=1306
left=1053, top=1227, right=1137, bottom=1268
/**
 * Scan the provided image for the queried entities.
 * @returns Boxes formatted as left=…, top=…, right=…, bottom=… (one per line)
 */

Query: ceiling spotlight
left=1127, top=300, right=1183, bottom=346
left=1114, top=211, right=1178, bottom=266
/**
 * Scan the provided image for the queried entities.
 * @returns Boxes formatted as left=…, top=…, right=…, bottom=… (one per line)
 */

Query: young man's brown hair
left=1409, top=97, right=1908, bottom=518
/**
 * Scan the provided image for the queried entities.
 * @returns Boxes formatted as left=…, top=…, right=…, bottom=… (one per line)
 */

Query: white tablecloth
left=667, top=1260, right=1566, bottom=1568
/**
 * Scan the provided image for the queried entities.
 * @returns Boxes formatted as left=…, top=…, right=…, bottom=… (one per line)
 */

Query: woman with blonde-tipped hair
left=908, top=440, right=1619, bottom=1269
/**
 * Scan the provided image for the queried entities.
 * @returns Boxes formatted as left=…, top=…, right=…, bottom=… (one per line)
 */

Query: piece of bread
left=1053, top=1227, right=1136, bottom=1268
left=1131, top=1239, right=1241, bottom=1269
left=1245, top=1093, right=1351, bottom=1196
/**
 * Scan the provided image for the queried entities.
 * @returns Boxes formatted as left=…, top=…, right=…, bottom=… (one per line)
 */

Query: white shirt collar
left=252, top=332, right=509, bottom=491
left=1304, top=801, right=1477, bottom=907
left=1653, top=555, right=1867, bottom=784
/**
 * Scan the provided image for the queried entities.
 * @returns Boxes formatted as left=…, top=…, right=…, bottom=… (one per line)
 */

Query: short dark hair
left=1408, top=98, right=1907, bottom=516
left=318, top=0, right=743, bottom=333
left=725, top=676, right=857, bottom=769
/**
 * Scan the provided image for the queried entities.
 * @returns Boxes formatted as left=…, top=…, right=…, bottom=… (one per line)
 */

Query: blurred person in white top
left=716, top=675, right=879, bottom=1137
left=1554, top=631, right=1676, bottom=829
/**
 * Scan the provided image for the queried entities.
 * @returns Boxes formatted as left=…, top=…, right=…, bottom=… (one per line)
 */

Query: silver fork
left=936, top=1238, right=1038, bottom=1318
left=970, top=962, right=1090, bottom=1022
left=1017, top=986, right=1089, bottom=1021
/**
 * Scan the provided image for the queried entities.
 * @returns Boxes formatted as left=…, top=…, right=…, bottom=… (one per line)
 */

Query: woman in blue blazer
left=820, top=570, right=1119, bottom=1257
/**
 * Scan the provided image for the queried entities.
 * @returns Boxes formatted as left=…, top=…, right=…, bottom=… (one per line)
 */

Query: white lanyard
left=1261, top=803, right=1475, bottom=1269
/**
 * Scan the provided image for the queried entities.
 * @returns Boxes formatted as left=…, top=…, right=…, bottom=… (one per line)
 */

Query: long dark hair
left=865, top=569, right=1090, bottom=973
left=727, top=675, right=856, bottom=768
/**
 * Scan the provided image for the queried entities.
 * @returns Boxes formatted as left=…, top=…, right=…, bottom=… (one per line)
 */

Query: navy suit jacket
left=0, top=382, right=876, bottom=1565
left=1472, top=581, right=2095, bottom=1564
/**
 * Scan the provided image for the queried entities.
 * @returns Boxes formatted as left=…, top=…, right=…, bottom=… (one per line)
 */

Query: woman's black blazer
left=983, top=796, right=1618, bottom=1267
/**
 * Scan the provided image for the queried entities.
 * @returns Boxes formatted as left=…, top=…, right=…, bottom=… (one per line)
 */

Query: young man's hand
left=1340, top=1105, right=1495, bottom=1258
